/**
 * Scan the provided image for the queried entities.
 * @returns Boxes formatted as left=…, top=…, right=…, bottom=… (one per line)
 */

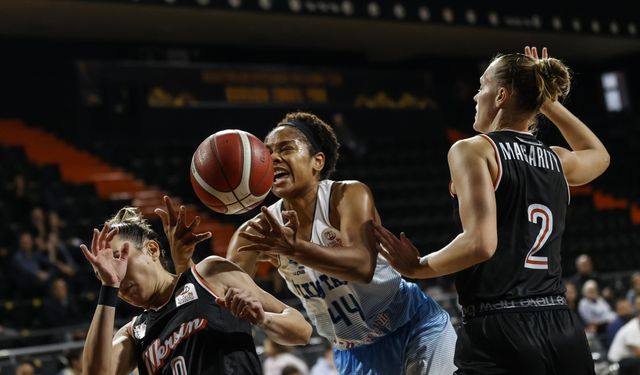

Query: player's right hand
left=80, top=223, right=129, bottom=288
left=372, top=222, right=422, bottom=278
left=216, top=287, right=266, bottom=326
left=155, top=196, right=212, bottom=274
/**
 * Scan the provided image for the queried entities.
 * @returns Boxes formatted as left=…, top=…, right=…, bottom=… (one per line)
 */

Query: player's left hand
left=216, top=287, right=266, bottom=326
left=155, top=196, right=212, bottom=274
left=237, top=207, right=299, bottom=256
left=372, top=222, right=422, bottom=278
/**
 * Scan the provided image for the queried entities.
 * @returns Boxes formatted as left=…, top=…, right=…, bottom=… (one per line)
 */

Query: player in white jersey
left=174, top=112, right=457, bottom=374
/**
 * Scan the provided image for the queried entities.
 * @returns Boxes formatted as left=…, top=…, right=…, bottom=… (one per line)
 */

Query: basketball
left=190, top=129, right=274, bottom=214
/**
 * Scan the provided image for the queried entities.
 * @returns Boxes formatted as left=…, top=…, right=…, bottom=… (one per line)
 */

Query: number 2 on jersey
left=524, top=204, right=553, bottom=270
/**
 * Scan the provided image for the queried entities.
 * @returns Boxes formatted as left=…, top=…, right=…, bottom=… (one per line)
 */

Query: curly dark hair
left=275, top=112, right=340, bottom=180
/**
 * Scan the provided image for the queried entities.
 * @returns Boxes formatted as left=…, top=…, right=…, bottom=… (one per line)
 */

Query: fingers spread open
left=80, top=244, right=96, bottom=263
left=259, top=207, right=280, bottom=233
left=154, top=208, right=169, bottom=230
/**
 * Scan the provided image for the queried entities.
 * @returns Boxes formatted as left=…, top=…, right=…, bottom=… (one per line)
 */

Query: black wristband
left=98, top=285, right=119, bottom=307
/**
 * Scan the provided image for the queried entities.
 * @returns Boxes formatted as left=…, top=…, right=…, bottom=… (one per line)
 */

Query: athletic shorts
left=454, top=308, right=595, bottom=375
left=333, top=286, right=457, bottom=375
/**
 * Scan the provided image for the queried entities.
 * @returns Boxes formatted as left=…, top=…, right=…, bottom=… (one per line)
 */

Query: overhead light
left=317, top=2, right=328, bottom=12
left=164, top=0, right=176, bottom=4
left=629, top=23, right=637, bottom=36
left=329, top=3, right=340, bottom=13
left=552, top=17, right=562, bottom=30
left=258, top=0, right=272, bottom=10
left=572, top=18, right=581, bottom=31
left=393, top=4, right=406, bottom=19
left=367, top=2, right=380, bottom=18
left=196, top=0, right=210, bottom=5
left=442, top=8, right=454, bottom=23
left=306, top=1, right=317, bottom=12
left=488, top=12, right=499, bottom=26
left=610, top=22, right=619, bottom=34
left=591, top=19, right=601, bottom=33
left=228, top=0, right=241, bottom=8
left=531, top=14, right=541, bottom=29
left=289, top=0, right=302, bottom=12
left=341, top=1, right=354, bottom=16
left=418, top=6, right=430, bottom=22
left=465, top=10, right=477, bottom=25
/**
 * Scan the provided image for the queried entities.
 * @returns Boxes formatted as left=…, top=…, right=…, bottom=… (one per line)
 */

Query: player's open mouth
left=274, top=171, right=290, bottom=184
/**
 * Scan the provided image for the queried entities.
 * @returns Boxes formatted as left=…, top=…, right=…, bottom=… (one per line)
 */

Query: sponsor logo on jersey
left=322, top=228, right=342, bottom=247
left=134, top=322, right=147, bottom=339
left=175, top=283, right=198, bottom=307
left=143, top=317, right=208, bottom=374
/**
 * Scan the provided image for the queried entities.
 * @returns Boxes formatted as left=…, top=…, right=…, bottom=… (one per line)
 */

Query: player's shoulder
left=195, top=255, right=243, bottom=278
left=332, top=180, right=372, bottom=197
left=449, top=135, right=493, bottom=159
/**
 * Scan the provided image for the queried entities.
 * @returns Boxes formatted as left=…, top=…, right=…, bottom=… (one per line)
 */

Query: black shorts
left=454, top=308, right=595, bottom=375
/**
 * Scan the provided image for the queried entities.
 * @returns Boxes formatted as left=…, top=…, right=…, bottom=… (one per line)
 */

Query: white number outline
left=524, top=204, right=553, bottom=270
left=171, top=356, right=187, bottom=375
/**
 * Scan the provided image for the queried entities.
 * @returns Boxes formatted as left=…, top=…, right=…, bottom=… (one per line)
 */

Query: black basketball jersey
left=129, top=266, right=262, bottom=375
left=454, top=130, right=570, bottom=307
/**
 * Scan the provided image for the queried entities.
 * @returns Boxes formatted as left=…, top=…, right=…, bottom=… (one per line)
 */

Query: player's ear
left=312, top=152, right=325, bottom=174
left=145, top=240, right=161, bottom=261
left=495, top=86, right=510, bottom=108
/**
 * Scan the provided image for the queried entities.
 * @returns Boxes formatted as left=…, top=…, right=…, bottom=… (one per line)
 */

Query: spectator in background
left=263, top=338, right=309, bottom=375
left=310, top=340, right=338, bottom=375
left=571, top=254, right=611, bottom=300
left=14, top=361, right=35, bottom=375
left=28, top=206, right=47, bottom=249
left=48, top=211, right=66, bottom=239
left=626, top=272, right=640, bottom=309
left=56, top=349, right=82, bottom=375
left=579, top=280, right=616, bottom=335
left=44, top=231, right=77, bottom=279
left=43, top=278, right=80, bottom=328
left=608, top=296, right=640, bottom=375
left=608, top=299, right=634, bottom=348
left=565, top=281, right=582, bottom=324
left=12, top=231, right=53, bottom=296
left=331, top=112, right=365, bottom=159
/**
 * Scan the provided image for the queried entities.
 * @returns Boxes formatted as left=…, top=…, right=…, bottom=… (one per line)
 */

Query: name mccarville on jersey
left=497, top=139, right=562, bottom=173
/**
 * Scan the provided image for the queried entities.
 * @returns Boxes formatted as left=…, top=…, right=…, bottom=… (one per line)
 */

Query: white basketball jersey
left=268, top=180, right=407, bottom=349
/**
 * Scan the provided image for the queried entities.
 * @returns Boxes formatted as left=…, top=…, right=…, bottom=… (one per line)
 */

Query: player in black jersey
left=80, top=205, right=312, bottom=375
left=373, top=46, right=610, bottom=374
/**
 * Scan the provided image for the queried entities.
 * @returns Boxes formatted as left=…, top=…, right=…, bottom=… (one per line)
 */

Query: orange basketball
left=190, top=129, right=273, bottom=214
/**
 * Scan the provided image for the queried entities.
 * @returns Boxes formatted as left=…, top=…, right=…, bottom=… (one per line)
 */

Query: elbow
left=356, top=261, right=375, bottom=283
left=601, top=150, right=611, bottom=172
left=472, top=236, right=497, bottom=262
left=296, top=323, right=313, bottom=345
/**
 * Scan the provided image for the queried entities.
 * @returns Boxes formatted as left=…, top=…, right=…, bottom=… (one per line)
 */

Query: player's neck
left=147, top=272, right=179, bottom=310
left=283, top=182, right=319, bottom=223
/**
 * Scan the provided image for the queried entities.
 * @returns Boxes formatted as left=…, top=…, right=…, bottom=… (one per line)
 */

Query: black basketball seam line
left=250, top=140, right=273, bottom=197
left=210, top=132, right=248, bottom=210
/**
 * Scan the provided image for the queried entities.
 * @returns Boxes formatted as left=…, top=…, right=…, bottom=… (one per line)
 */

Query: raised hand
left=80, top=223, right=129, bottom=287
left=372, top=222, right=421, bottom=278
left=215, top=288, right=266, bottom=326
left=237, top=207, right=298, bottom=256
left=155, top=196, right=212, bottom=273
left=524, top=46, right=548, bottom=61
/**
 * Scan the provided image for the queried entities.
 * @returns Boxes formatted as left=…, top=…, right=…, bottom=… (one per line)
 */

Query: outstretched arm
left=239, top=182, right=379, bottom=283
left=526, top=46, right=610, bottom=185
left=374, top=138, right=498, bottom=279
left=196, top=257, right=312, bottom=345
